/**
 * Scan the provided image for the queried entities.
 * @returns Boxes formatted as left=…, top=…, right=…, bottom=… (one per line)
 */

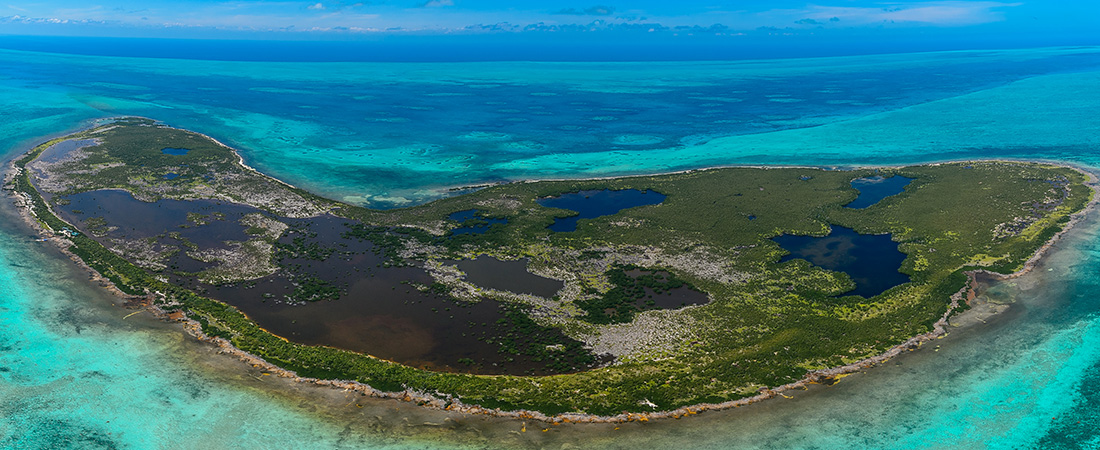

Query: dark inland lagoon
left=623, top=268, right=710, bottom=309
left=191, top=215, right=602, bottom=375
left=773, top=226, right=909, bottom=298
left=448, top=209, right=508, bottom=235
left=55, top=189, right=254, bottom=248
left=537, top=188, right=665, bottom=232
left=452, top=257, right=563, bottom=298
left=53, top=191, right=601, bottom=375
left=845, top=175, right=913, bottom=209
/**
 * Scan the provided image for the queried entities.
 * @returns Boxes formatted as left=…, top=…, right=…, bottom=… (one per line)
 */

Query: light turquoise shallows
left=1, top=46, right=1099, bottom=449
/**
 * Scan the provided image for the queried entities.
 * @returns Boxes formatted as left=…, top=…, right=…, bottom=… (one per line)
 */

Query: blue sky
left=0, top=1, right=1097, bottom=59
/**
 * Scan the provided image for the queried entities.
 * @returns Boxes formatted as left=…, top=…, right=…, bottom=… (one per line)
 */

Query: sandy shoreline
left=6, top=124, right=1097, bottom=423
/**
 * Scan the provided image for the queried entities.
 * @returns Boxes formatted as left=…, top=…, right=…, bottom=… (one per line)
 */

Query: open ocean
left=2, top=45, right=1100, bottom=449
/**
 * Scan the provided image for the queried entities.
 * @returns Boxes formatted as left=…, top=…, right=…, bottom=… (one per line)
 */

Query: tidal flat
left=6, top=117, right=1094, bottom=420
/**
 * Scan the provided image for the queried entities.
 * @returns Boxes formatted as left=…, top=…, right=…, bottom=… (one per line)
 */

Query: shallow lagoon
left=36, top=138, right=96, bottom=163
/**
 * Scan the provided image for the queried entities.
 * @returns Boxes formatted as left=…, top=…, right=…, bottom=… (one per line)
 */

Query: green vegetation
left=577, top=265, right=698, bottom=324
left=24, top=117, right=334, bottom=218
left=487, top=304, right=600, bottom=374
left=274, top=235, right=336, bottom=261
left=82, top=216, right=109, bottom=236
left=341, top=223, right=434, bottom=264
left=289, top=275, right=343, bottom=302
left=12, top=118, right=1093, bottom=417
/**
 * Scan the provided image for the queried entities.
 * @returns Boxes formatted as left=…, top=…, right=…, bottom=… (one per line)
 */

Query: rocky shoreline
left=6, top=131, right=1097, bottom=423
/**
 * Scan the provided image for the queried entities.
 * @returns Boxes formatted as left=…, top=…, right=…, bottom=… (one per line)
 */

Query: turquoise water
left=2, top=46, right=1100, bottom=448
left=0, top=206, right=470, bottom=449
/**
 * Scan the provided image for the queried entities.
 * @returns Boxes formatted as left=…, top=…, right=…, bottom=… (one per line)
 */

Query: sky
left=0, top=1, right=1097, bottom=60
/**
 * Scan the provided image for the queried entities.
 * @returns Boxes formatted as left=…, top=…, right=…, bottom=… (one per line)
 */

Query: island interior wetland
left=2, top=46, right=1100, bottom=448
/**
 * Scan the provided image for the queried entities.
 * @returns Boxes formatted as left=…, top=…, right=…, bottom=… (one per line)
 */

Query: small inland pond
left=161, top=147, right=191, bottom=155
left=538, top=188, right=665, bottom=232
left=845, top=175, right=913, bottom=209
left=447, top=209, right=508, bottom=235
left=451, top=257, right=564, bottom=298
left=773, top=226, right=909, bottom=298
left=575, top=266, right=710, bottom=324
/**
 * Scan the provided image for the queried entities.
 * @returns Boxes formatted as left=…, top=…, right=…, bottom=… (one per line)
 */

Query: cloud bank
left=0, top=1, right=1042, bottom=39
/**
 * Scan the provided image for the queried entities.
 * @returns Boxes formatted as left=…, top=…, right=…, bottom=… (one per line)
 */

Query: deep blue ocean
left=2, top=43, right=1100, bottom=448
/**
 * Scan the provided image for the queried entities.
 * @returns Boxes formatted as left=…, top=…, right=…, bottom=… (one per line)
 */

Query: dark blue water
left=164, top=173, right=180, bottom=180
left=846, top=175, right=913, bottom=209
left=448, top=210, right=479, bottom=222
left=448, top=209, right=508, bottom=235
left=537, top=189, right=665, bottom=232
left=4, top=35, right=1081, bottom=63
left=161, top=147, right=190, bottom=156
left=773, top=226, right=909, bottom=298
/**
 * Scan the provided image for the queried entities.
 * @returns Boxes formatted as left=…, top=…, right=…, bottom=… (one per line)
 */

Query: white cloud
left=0, top=0, right=1032, bottom=38
left=802, top=2, right=1022, bottom=26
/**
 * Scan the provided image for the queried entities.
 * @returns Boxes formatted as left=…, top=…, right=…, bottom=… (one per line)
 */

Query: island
left=4, top=117, right=1093, bottom=422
